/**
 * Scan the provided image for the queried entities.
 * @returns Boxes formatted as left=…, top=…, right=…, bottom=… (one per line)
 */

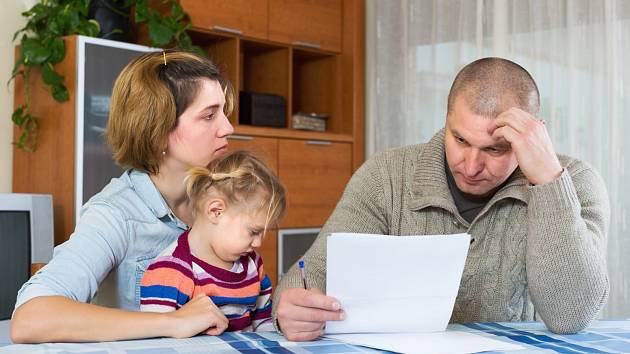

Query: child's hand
left=164, top=294, right=229, bottom=338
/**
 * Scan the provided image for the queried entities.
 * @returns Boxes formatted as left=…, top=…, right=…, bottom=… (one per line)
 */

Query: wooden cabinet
left=227, top=135, right=279, bottom=173
left=179, top=0, right=269, bottom=39
left=278, top=140, right=352, bottom=228
left=13, top=36, right=154, bottom=245
left=179, top=0, right=342, bottom=52
left=15, top=2, right=365, bottom=288
left=269, top=0, right=342, bottom=52
left=258, top=229, right=278, bottom=287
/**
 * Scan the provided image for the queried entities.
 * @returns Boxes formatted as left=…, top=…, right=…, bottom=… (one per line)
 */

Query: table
left=1, top=320, right=629, bottom=353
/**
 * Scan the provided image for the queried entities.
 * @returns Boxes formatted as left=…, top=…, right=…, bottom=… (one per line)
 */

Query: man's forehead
left=447, top=116, right=509, bottom=148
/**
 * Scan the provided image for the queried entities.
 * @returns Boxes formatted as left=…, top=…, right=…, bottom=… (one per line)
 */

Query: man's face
left=444, top=97, right=519, bottom=197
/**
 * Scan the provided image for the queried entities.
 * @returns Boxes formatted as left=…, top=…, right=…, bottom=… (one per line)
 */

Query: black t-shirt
left=445, top=162, right=493, bottom=224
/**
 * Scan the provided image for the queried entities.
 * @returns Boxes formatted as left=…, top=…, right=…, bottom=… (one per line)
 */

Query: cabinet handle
left=306, top=140, right=331, bottom=146
left=228, top=135, right=254, bottom=141
left=213, top=25, right=243, bottom=35
left=293, top=41, right=322, bottom=49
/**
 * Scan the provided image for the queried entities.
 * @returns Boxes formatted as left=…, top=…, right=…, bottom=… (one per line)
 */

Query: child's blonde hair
left=185, top=150, right=286, bottom=232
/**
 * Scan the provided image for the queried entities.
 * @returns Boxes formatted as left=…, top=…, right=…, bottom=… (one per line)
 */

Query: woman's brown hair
left=185, top=150, right=287, bottom=232
left=106, top=50, right=234, bottom=174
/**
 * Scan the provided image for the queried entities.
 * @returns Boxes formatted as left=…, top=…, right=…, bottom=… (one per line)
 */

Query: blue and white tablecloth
left=2, top=320, right=629, bottom=353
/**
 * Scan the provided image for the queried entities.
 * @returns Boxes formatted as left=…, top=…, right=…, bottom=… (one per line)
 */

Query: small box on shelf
left=292, top=112, right=328, bottom=132
left=239, top=91, right=287, bottom=128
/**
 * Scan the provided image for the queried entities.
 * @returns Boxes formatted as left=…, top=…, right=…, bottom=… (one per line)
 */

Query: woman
left=11, top=51, right=235, bottom=343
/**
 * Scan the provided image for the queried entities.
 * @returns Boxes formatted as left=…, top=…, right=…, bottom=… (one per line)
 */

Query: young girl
left=140, top=150, right=286, bottom=334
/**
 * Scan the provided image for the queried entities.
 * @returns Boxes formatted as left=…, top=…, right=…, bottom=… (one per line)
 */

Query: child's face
left=210, top=202, right=268, bottom=263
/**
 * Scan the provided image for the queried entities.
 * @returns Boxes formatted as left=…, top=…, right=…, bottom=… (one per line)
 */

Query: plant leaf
left=22, top=37, right=50, bottom=64
left=42, top=62, right=64, bottom=86
left=48, top=38, right=66, bottom=64
left=52, top=84, right=69, bottom=102
left=171, top=2, right=185, bottom=22
left=11, top=106, right=25, bottom=126
left=135, top=0, right=149, bottom=22
left=148, top=20, right=174, bottom=47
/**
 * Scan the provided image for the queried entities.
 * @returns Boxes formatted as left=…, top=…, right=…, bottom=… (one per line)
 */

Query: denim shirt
left=14, top=169, right=188, bottom=311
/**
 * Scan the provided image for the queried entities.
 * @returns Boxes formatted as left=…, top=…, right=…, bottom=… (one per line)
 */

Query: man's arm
left=272, top=154, right=392, bottom=340
left=490, top=108, right=610, bottom=333
left=526, top=163, right=609, bottom=334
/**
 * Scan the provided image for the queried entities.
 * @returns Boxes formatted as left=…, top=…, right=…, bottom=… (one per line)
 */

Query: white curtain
left=366, top=0, right=630, bottom=319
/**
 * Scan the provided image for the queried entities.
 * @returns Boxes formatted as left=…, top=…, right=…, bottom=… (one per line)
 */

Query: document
left=325, top=331, right=523, bottom=354
left=324, top=233, right=523, bottom=353
left=325, top=232, right=470, bottom=334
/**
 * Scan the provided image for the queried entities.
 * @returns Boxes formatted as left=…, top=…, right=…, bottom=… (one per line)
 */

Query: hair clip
left=163, top=51, right=167, bottom=66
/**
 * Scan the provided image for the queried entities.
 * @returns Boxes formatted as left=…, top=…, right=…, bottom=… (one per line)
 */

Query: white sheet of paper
left=325, top=331, right=523, bottom=354
left=325, top=233, right=470, bottom=334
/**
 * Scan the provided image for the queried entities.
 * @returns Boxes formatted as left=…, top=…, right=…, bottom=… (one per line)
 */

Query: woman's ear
left=205, top=198, right=226, bottom=224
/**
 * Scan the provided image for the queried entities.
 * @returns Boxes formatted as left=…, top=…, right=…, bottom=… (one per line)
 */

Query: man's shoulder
left=366, top=143, right=425, bottom=169
left=558, top=154, right=598, bottom=176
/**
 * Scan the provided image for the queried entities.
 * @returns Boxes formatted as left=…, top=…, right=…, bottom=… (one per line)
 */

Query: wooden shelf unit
left=12, top=1, right=364, bottom=289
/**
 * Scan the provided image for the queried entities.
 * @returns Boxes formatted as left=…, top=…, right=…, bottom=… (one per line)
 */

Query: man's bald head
left=447, top=57, right=540, bottom=118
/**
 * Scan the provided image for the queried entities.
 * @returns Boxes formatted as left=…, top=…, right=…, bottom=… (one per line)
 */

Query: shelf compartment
left=292, top=48, right=340, bottom=134
left=239, top=39, right=291, bottom=128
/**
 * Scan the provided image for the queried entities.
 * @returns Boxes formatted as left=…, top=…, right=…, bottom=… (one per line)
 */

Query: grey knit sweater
left=272, top=130, right=610, bottom=334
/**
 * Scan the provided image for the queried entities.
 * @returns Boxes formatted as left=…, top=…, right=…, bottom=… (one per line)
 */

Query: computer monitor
left=0, top=193, right=53, bottom=320
left=277, top=228, right=320, bottom=280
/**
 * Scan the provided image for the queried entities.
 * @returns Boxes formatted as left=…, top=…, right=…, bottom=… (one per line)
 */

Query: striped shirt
left=140, top=230, right=272, bottom=331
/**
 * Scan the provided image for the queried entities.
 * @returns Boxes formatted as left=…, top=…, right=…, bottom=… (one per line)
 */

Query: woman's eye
left=205, top=113, right=215, bottom=120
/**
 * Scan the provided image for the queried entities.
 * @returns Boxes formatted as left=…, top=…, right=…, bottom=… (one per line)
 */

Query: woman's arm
left=11, top=296, right=170, bottom=342
left=11, top=294, right=227, bottom=342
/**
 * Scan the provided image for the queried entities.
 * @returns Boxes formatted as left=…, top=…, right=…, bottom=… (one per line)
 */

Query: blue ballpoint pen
left=298, top=259, right=308, bottom=289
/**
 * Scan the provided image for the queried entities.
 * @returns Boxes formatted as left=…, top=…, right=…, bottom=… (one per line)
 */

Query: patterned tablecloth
left=1, top=320, right=629, bottom=353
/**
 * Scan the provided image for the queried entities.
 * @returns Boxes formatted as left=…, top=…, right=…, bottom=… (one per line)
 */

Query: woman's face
left=166, top=78, right=234, bottom=169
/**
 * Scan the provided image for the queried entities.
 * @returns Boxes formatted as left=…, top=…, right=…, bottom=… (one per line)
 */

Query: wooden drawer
left=227, top=135, right=278, bottom=174
left=180, top=0, right=268, bottom=39
left=278, top=139, right=351, bottom=227
left=269, top=0, right=342, bottom=52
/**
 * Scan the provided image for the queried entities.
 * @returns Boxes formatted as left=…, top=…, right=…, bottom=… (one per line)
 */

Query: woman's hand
left=165, top=294, right=229, bottom=338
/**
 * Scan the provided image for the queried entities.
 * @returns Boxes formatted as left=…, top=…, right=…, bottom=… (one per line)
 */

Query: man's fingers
left=284, top=303, right=345, bottom=322
left=286, top=330, right=324, bottom=342
left=491, top=125, right=519, bottom=145
left=285, top=320, right=326, bottom=333
left=491, top=107, right=538, bottom=134
left=290, top=290, right=341, bottom=311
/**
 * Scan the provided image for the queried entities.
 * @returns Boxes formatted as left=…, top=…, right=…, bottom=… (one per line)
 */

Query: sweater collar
left=409, top=129, right=530, bottom=215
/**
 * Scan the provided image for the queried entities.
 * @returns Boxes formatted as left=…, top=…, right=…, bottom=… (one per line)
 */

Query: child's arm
left=140, top=258, right=194, bottom=313
left=251, top=256, right=273, bottom=331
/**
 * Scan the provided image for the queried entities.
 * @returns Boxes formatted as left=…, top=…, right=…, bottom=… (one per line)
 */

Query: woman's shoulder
left=79, top=169, right=159, bottom=223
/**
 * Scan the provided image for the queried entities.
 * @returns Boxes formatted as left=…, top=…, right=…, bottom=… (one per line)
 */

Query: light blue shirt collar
left=128, top=169, right=188, bottom=230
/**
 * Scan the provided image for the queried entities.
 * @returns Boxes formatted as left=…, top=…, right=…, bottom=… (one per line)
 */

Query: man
left=272, top=57, right=610, bottom=340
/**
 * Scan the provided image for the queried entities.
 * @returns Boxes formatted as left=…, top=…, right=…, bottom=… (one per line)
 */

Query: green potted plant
left=11, top=0, right=202, bottom=151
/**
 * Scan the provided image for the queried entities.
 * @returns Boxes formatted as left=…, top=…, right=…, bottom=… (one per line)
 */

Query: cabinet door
left=278, top=140, right=351, bottom=227
left=258, top=229, right=278, bottom=288
left=227, top=135, right=278, bottom=174
left=269, top=0, right=342, bottom=52
left=180, top=0, right=268, bottom=39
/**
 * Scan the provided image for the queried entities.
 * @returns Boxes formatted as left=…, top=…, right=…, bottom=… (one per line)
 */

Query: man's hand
left=277, top=288, right=345, bottom=341
left=164, top=294, right=229, bottom=338
left=489, top=107, right=563, bottom=185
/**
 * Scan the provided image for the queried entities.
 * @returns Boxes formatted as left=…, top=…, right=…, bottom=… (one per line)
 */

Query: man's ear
left=205, top=198, right=227, bottom=224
